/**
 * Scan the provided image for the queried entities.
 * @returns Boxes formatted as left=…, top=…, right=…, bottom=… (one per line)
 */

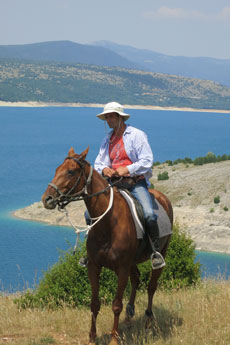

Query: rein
left=48, top=157, right=123, bottom=253
left=48, top=157, right=122, bottom=208
left=63, top=186, right=114, bottom=254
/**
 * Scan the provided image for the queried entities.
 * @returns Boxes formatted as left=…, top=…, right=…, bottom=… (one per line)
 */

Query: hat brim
left=96, top=110, right=130, bottom=121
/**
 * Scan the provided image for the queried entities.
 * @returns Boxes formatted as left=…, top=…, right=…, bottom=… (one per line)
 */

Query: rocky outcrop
left=14, top=200, right=86, bottom=227
left=153, top=160, right=230, bottom=253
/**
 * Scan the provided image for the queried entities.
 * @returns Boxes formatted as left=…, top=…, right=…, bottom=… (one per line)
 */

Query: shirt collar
left=123, top=124, right=131, bottom=135
left=108, top=124, right=131, bottom=138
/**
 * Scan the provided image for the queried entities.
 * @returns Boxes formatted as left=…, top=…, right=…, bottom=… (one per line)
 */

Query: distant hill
left=0, top=40, right=140, bottom=70
left=1, top=40, right=230, bottom=87
left=93, top=41, right=230, bottom=87
left=1, top=59, right=230, bottom=110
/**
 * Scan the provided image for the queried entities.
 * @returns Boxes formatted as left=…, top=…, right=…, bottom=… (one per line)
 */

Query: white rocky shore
left=13, top=160, right=230, bottom=254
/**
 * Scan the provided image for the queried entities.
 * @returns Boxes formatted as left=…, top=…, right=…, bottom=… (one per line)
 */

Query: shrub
left=159, top=224, right=201, bottom=288
left=158, top=171, right=169, bottom=180
left=194, top=152, right=230, bottom=166
left=15, top=225, right=201, bottom=309
left=193, top=157, right=205, bottom=165
left=138, top=224, right=201, bottom=290
left=205, top=152, right=217, bottom=163
left=153, top=161, right=161, bottom=166
left=184, top=157, right=193, bottom=164
left=223, top=206, right=229, bottom=211
left=15, top=243, right=91, bottom=309
left=214, top=195, right=220, bottom=204
left=172, top=159, right=179, bottom=165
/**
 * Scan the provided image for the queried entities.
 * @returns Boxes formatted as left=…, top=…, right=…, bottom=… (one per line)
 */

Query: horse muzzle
left=42, top=194, right=58, bottom=209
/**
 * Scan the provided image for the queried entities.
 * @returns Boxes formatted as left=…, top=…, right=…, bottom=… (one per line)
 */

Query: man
left=81, top=101, right=165, bottom=269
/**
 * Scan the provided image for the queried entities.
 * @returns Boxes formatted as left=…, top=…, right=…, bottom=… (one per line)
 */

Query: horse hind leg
left=125, top=265, right=140, bottom=322
left=145, top=266, right=163, bottom=329
left=145, top=236, right=170, bottom=329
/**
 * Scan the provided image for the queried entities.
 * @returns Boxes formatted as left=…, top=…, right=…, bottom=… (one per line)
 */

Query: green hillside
left=1, top=58, right=230, bottom=109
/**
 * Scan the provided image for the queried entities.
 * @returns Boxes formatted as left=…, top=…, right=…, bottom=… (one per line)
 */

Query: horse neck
left=84, top=168, right=112, bottom=218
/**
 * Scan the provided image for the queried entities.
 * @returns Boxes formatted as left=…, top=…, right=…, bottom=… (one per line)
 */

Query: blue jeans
left=129, top=179, right=157, bottom=225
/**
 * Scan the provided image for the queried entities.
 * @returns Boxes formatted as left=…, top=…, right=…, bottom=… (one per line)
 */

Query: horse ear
left=68, top=147, right=75, bottom=157
left=79, top=146, right=89, bottom=160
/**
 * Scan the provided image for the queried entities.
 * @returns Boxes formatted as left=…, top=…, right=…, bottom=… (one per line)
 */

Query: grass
left=1, top=279, right=230, bottom=345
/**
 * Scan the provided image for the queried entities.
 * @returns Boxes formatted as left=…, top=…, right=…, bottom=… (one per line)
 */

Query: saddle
left=109, top=177, right=172, bottom=241
left=109, top=177, right=146, bottom=233
left=119, top=189, right=146, bottom=234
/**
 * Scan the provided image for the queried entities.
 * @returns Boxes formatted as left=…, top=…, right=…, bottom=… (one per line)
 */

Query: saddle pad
left=119, top=190, right=172, bottom=239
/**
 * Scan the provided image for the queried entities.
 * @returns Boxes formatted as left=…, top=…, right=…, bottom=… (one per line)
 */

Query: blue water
left=1, top=106, right=230, bottom=292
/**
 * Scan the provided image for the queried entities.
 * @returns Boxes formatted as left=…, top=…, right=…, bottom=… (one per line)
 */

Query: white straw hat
left=97, top=102, right=130, bottom=121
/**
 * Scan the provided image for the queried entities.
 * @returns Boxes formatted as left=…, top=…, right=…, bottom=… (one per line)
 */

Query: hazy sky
left=1, top=0, right=230, bottom=59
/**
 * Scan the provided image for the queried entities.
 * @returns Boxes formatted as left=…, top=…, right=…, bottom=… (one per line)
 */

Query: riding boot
left=146, top=220, right=166, bottom=270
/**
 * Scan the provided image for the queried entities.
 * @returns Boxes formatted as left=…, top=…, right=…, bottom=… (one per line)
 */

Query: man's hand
left=102, top=167, right=116, bottom=178
left=115, top=166, right=129, bottom=177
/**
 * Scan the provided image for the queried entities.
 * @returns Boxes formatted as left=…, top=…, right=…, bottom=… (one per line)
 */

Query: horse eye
left=67, top=170, right=75, bottom=176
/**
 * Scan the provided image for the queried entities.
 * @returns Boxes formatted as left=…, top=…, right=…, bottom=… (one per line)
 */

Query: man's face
left=104, top=112, right=120, bottom=129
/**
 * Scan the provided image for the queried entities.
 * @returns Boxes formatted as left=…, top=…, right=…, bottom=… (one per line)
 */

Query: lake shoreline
left=1, top=100, right=230, bottom=114
left=13, top=160, right=230, bottom=255
left=13, top=202, right=230, bottom=255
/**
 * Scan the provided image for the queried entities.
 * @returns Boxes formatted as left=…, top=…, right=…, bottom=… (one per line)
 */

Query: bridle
left=48, top=156, right=122, bottom=209
left=48, top=156, right=94, bottom=208
left=46, top=155, right=123, bottom=252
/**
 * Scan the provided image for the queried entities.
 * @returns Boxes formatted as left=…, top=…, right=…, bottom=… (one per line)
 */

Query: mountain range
left=0, top=40, right=230, bottom=86
left=93, top=41, right=230, bottom=87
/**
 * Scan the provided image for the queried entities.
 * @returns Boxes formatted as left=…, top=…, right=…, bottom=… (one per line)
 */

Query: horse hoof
left=126, top=303, right=135, bottom=318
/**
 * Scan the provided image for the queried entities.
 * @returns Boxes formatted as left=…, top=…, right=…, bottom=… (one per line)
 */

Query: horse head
left=42, top=147, right=89, bottom=210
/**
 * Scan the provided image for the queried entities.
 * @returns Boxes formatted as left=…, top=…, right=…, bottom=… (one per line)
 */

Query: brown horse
left=42, top=147, right=173, bottom=345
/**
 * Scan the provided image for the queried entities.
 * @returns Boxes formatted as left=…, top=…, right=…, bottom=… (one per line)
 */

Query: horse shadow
left=96, top=305, right=183, bottom=344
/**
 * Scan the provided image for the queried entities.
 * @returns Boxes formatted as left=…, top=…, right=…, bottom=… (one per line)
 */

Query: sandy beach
left=1, top=100, right=230, bottom=114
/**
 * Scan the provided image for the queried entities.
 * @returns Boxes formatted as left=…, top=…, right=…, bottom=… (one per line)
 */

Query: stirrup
left=150, top=251, right=166, bottom=270
left=79, top=257, right=88, bottom=268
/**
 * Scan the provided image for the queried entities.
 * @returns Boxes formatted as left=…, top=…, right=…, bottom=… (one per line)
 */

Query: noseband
left=48, top=157, right=93, bottom=208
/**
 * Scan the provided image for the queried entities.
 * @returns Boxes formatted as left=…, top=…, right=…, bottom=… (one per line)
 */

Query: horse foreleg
left=109, top=268, right=129, bottom=345
left=125, top=265, right=140, bottom=322
left=87, top=264, right=101, bottom=345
